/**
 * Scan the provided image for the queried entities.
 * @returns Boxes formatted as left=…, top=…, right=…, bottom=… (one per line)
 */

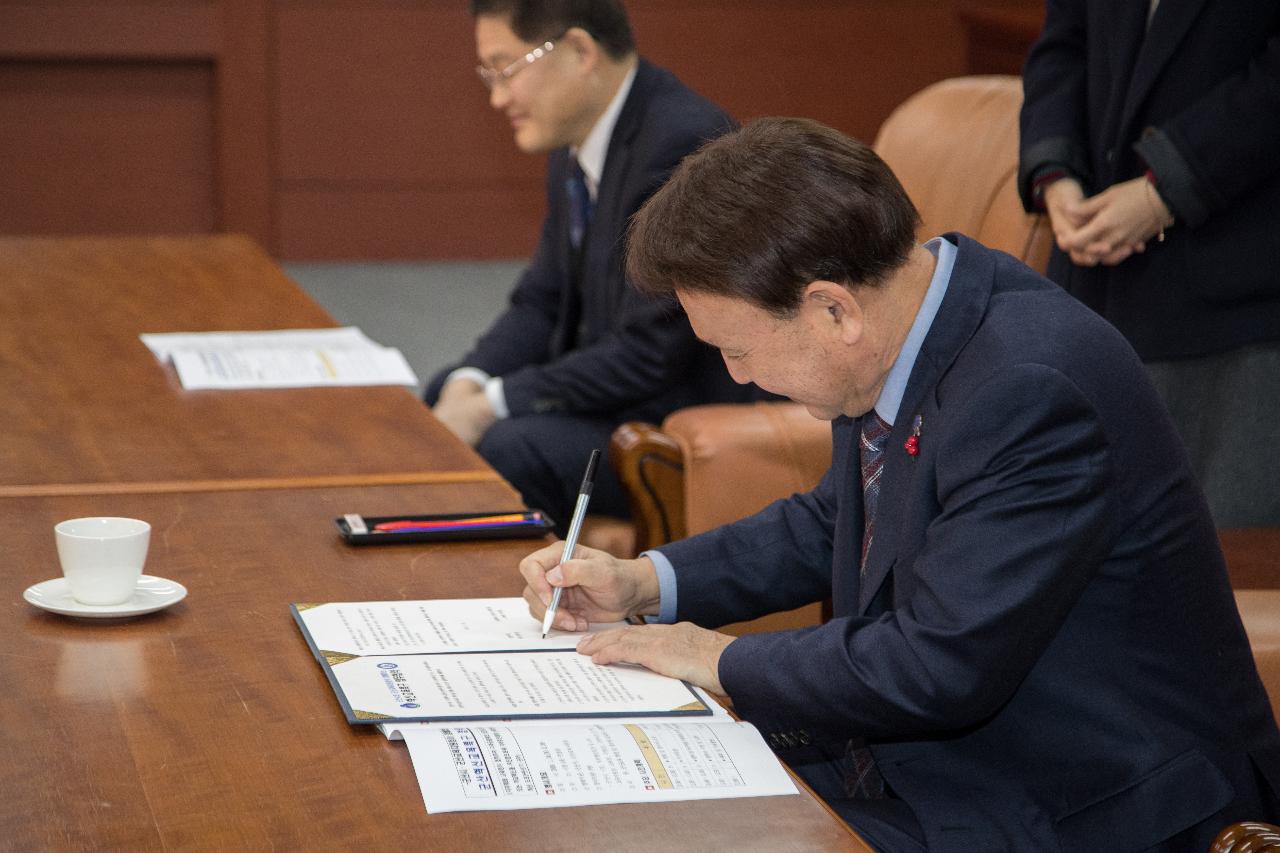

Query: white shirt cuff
left=443, top=368, right=508, bottom=420
left=483, top=376, right=509, bottom=419
left=641, top=549, right=678, bottom=624
left=444, top=367, right=491, bottom=389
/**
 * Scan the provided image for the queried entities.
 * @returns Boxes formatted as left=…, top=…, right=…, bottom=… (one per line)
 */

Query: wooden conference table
left=0, top=236, right=494, bottom=497
left=0, top=237, right=869, bottom=852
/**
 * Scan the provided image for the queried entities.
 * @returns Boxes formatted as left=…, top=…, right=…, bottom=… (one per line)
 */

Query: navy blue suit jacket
left=1019, top=0, right=1280, bottom=360
left=659, top=235, right=1280, bottom=851
left=426, top=59, right=751, bottom=421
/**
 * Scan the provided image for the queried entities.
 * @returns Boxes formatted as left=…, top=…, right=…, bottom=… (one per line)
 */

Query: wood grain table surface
left=0, top=235, right=494, bottom=496
left=1, top=484, right=868, bottom=852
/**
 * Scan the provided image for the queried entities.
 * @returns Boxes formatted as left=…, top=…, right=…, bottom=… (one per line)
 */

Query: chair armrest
left=610, top=421, right=687, bottom=553
left=663, top=401, right=832, bottom=536
left=1212, top=821, right=1280, bottom=852
left=610, top=402, right=832, bottom=554
left=611, top=403, right=836, bottom=636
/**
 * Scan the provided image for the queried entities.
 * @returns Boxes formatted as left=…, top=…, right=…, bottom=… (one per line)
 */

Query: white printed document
left=398, top=719, right=797, bottom=812
left=294, top=598, right=627, bottom=656
left=291, top=598, right=796, bottom=813
left=140, top=327, right=419, bottom=389
left=381, top=684, right=732, bottom=739
left=291, top=599, right=706, bottom=725
left=140, top=327, right=377, bottom=361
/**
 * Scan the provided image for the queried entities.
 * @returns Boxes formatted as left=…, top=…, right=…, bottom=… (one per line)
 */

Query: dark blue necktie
left=566, top=159, right=593, bottom=252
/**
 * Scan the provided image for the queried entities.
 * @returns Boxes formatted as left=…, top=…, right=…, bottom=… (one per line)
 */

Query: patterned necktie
left=566, top=159, right=593, bottom=252
left=859, top=412, right=892, bottom=573
left=848, top=411, right=892, bottom=800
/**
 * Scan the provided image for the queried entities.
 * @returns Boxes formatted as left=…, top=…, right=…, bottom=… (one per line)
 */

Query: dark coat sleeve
left=1018, top=0, right=1093, bottom=203
left=1133, top=30, right=1280, bottom=228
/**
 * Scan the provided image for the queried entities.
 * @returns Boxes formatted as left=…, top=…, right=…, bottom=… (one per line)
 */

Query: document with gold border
left=291, top=599, right=709, bottom=725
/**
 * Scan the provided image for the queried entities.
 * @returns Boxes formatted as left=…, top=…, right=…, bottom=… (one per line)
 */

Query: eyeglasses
left=476, top=39, right=559, bottom=89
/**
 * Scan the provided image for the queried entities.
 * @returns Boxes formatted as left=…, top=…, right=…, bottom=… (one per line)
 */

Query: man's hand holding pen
left=520, top=542, right=660, bottom=631
left=519, top=543, right=735, bottom=696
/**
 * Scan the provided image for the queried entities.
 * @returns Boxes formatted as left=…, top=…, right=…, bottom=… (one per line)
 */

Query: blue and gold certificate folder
left=291, top=598, right=712, bottom=725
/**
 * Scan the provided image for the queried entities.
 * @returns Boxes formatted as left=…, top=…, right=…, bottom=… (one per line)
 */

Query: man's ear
left=803, top=280, right=862, bottom=344
left=561, top=26, right=601, bottom=70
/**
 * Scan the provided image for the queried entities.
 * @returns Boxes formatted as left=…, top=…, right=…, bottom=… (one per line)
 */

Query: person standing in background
left=1019, top=1, right=1280, bottom=526
left=426, top=0, right=751, bottom=532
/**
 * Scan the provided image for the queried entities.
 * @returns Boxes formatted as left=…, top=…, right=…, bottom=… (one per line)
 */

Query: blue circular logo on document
left=377, top=662, right=398, bottom=669
left=400, top=703, right=420, bottom=709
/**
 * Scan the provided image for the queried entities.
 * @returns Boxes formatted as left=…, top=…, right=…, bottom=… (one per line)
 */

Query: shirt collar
left=873, top=236, right=957, bottom=426
left=572, top=62, right=637, bottom=200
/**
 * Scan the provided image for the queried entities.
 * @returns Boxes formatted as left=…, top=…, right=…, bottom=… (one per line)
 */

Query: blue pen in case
left=335, top=510, right=555, bottom=545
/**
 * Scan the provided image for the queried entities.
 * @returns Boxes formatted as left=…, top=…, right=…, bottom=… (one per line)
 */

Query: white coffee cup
left=54, top=517, right=151, bottom=606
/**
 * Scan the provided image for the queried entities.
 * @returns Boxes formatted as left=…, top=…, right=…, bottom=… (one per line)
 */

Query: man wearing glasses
left=426, top=0, right=749, bottom=533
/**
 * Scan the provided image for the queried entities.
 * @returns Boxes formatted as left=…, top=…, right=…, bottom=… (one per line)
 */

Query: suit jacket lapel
left=827, top=417, right=863, bottom=616
left=857, top=235, right=995, bottom=614
left=1116, top=0, right=1209, bottom=143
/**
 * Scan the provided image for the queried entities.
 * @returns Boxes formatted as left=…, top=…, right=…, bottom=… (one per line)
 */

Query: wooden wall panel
left=0, top=61, right=216, bottom=236
left=276, top=185, right=545, bottom=260
left=275, top=4, right=527, bottom=184
left=0, top=0, right=1040, bottom=259
left=956, top=0, right=1045, bottom=75
left=216, top=0, right=275, bottom=249
left=635, top=0, right=966, bottom=146
left=0, top=2, right=216, bottom=59
left=272, top=1, right=541, bottom=259
left=0, top=1, right=219, bottom=238
left=273, top=0, right=968, bottom=259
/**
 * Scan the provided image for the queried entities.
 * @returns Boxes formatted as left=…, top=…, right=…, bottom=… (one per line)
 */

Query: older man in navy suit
left=426, top=0, right=748, bottom=532
left=519, top=118, right=1280, bottom=851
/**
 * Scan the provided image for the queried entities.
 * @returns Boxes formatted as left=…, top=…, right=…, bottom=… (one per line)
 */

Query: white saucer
left=23, top=575, right=187, bottom=618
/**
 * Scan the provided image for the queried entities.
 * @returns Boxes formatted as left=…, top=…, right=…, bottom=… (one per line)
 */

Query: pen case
left=335, top=510, right=555, bottom=545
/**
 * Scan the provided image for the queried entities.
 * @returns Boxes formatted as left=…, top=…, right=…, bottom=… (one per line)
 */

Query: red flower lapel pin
left=904, top=414, right=922, bottom=457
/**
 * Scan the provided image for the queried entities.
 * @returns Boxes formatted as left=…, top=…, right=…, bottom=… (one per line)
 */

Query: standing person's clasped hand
left=1044, top=175, right=1173, bottom=268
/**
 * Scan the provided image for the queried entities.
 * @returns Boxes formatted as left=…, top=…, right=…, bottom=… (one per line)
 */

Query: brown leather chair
left=606, top=77, right=1053, bottom=617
